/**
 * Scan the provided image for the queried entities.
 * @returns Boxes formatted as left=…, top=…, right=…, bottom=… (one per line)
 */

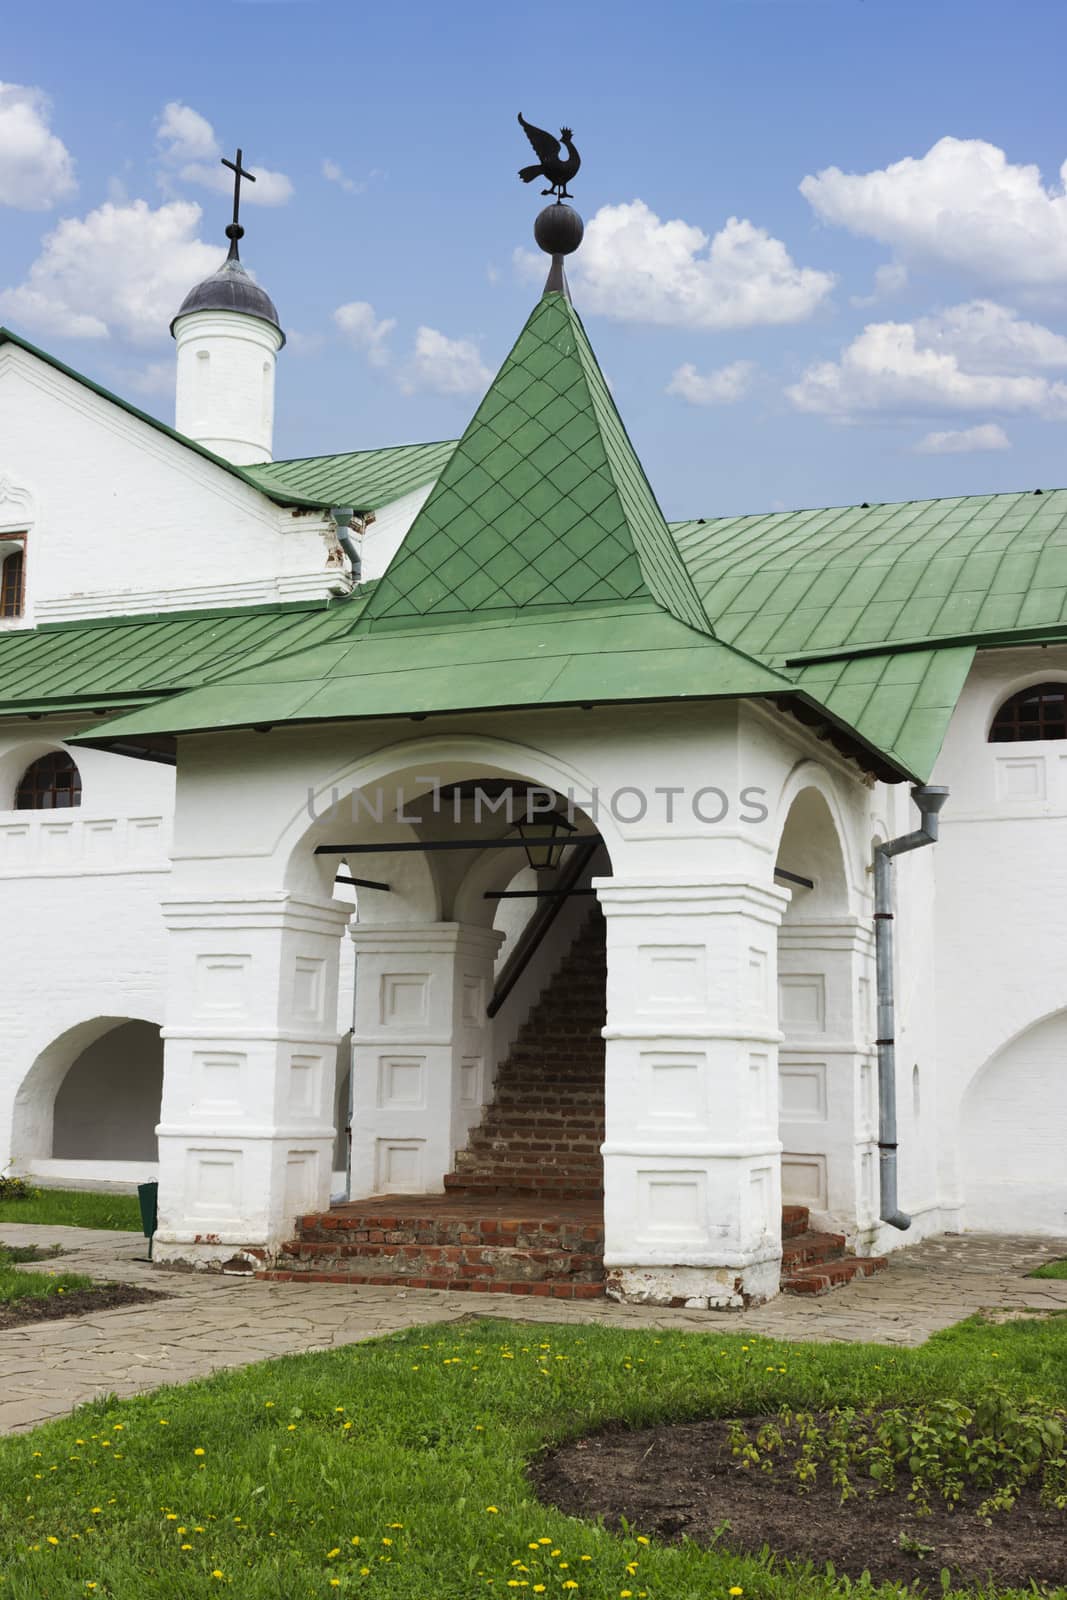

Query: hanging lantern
left=514, top=810, right=577, bottom=871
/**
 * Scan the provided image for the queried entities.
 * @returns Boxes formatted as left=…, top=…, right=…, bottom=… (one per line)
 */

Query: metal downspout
left=873, top=784, right=949, bottom=1230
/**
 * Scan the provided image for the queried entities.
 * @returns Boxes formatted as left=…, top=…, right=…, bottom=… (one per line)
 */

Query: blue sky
left=5, top=0, right=1067, bottom=517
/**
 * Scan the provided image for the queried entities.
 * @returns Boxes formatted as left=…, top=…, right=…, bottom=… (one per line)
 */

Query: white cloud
left=667, top=359, right=756, bottom=405
left=400, top=327, right=492, bottom=395
left=568, top=200, right=834, bottom=329
left=0, top=83, right=75, bottom=210
left=802, top=137, right=1067, bottom=288
left=121, top=360, right=174, bottom=397
left=787, top=319, right=1067, bottom=419
left=156, top=102, right=293, bottom=206
left=916, top=423, right=1011, bottom=454
left=851, top=261, right=908, bottom=307
left=913, top=300, right=1067, bottom=373
left=333, top=300, right=395, bottom=367
left=322, top=157, right=366, bottom=195
left=0, top=199, right=219, bottom=342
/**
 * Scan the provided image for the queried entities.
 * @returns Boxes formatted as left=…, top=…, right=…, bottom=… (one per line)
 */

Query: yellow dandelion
left=351, top=1535, right=361, bottom=1545
left=90, top=1507, right=102, bottom=1515
left=327, top=1548, right=341, bottom=1559
left=46, top=1536, right=59, bottom=1546
left=181, top=1543, right=193, bottom=1550
left=165, top=1514, right=178, bottom=1521
left=485, top=1505, right=499, bottom=1514
left=193, top=1447, right=205, bottom=1457
left=729, top=1589, right=744, bottom=1596
left=360, top=1567, right=371, bottom=1576
left=635, top=1537, right=649, bottom=1547
left=382, top=1537, right=393, bottom=1546
left=212, top=1571, right=224, bottom=1580
left=343, top=1421, right=353, bottom=1430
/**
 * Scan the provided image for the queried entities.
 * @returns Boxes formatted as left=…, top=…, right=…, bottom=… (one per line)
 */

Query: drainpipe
left=873, top=784, right=949, bottom=1230
left=330, top=506, right=363, bottom=589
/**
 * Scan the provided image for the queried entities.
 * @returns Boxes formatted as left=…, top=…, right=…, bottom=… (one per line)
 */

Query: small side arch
left=11, top=1014, right=164, bottom=1166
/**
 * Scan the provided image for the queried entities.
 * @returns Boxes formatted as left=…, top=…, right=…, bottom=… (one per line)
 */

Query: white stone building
left=1, top=199, right=1064, bottom=1307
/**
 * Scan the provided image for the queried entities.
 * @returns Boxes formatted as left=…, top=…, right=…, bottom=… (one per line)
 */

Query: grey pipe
left=873, top=784, right=949, bottom=1230
left=330, top=506, right=362, bottom=588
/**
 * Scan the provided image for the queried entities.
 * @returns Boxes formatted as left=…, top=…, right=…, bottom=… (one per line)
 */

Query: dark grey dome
left=170, top=256, right=284, bottom=343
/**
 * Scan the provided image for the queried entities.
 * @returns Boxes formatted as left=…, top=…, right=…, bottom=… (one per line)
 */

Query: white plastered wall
left=0, top=341, right=342, bottom=622
left=928, top=644, right=1067, bottom=1236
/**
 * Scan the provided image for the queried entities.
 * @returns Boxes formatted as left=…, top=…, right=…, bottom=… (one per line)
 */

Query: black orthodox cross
left=221, top=147, right=256, bottom=257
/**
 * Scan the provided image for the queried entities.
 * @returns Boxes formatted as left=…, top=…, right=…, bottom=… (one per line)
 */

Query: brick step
left=781, top=1255, right=888, bottom=1296
left=443, top=1174, right=603, bottom=1199
left=463, top=1139, right=604, bottom=1164
left=277, top=1241, right=605, bottom=1283
left=493, top=1084, right=605, bottom=1101
left=780, top=1230, right=846, bottom=1270
left=495, top=1075, right=604, bottom=1088
left=259, top=1268, right=605, bottom=1298
left=479, top=1114, right=605, bottom=1134
left=459, top=1147, right=602, bottom=1167
left=781, top=1204, right=810, bottom=1239
left=296, top=1213, right=603, bottom=1250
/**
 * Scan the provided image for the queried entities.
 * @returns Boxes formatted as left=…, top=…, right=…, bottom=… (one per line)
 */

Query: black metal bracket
left=335, top=873, right=391, bottom=892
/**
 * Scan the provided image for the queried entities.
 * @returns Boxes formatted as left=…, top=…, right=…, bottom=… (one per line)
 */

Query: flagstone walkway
left=1, top=1224, right=1065, bottom=1435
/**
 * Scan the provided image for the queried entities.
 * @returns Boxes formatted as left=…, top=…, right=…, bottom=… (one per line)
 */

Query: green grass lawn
left=0, top=1187, right=142, bottom=1232
left=1030, top=1258, right=1067, bottom=1279
left=0, top=1311, right=1064, bottom=1599
left=0, top=1244, right=92, bottom=1304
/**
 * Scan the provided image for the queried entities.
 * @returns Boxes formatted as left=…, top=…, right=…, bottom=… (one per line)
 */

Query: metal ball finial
left=534, top=202, right=584, bottom=257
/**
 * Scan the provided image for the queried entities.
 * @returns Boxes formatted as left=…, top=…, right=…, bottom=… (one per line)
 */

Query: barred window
left=989, top=683, right=1067, bottom=742
left=15, top=752, right=82, bottom=810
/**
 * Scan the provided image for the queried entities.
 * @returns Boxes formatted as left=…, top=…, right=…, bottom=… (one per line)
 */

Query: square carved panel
left=635, top=945, right=706, bottom=1014
left=636, top=1169, right=708, bottom=1244
left=377, top=1056, right=426, bottom=1109
left=379, top=972, right=429, bottom=1027
left=194, top=954, right=250, bottom=1018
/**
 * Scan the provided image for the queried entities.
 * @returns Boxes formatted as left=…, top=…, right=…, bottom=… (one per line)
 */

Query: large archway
left=961, top=1011, right=1067, bottom=1234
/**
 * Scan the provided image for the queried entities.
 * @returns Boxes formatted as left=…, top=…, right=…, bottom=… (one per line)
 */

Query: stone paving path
left=2, top=1224, right=1065, bottom=1435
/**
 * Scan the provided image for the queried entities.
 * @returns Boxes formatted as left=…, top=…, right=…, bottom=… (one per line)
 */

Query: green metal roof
left=672, top=488, right=1067, bottom=663
left=247, top=441, right=457, bottom=512
left=69, top=600, right=795, bottom=744
left=0, top=602, right=356, bottom=719
left=364, top=293, right=712, bottom=633
left=791, top=646, right=976, bottom=779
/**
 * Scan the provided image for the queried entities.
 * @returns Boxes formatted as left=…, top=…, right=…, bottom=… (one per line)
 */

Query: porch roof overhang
left=67, top=598, right=938, bottom=783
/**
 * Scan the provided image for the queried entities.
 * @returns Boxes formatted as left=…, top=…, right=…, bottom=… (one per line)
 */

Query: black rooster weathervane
left=517, top=115, right=585, bottom=289
left=517, top=114, right=581, bottom=201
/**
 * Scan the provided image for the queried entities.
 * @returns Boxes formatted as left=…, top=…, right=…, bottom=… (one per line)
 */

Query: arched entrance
left=775, top=779, right=875, bottom=1234
left=12, top=1015, right=163, bottom=1183
left=961, top=1011, right=1067, bottom=1234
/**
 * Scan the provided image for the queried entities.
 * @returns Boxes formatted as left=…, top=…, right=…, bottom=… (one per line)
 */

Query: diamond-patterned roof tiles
left=364, top=292, right=712, bottom=634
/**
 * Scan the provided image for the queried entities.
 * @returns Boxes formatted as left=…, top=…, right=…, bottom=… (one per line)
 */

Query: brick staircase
left=265, top=910, right=887, bottom=1300
left=781, top=1204, right=887, bottom=1294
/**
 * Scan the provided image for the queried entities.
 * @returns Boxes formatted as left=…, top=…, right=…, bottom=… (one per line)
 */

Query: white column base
left=605, top=1256, right=781, bottom=1309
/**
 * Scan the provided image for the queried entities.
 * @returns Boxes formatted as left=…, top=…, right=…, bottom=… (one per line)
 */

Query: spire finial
left=220, top=147, right=256, bottom=261
left=517, top=115, right=584, bottom=294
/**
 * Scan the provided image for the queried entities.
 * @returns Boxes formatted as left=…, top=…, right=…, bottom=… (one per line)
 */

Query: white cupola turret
left=171, top=147, right=285, bottom=466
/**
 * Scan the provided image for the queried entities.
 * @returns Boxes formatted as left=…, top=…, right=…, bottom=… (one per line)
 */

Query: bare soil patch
left=0, top=1283, right=165, bottom=1329
left=532, top=1417, right=1067, bottom=1590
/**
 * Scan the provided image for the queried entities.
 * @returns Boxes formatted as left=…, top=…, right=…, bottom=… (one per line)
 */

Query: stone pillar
left=154, top=892, right=351, bottom=1267
left=778, top=916, right=878, bottom=1237
left=347, top=922, right=504, bottom=1199
left=597, top=876, right=789, bottom=1308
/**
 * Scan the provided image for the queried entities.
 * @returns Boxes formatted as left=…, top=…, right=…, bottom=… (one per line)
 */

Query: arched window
left=15, top=751, right=82, bottom=810
left=1, top=539, right=25, bottom=618
left=989, top=683, right=1067, bottom=742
